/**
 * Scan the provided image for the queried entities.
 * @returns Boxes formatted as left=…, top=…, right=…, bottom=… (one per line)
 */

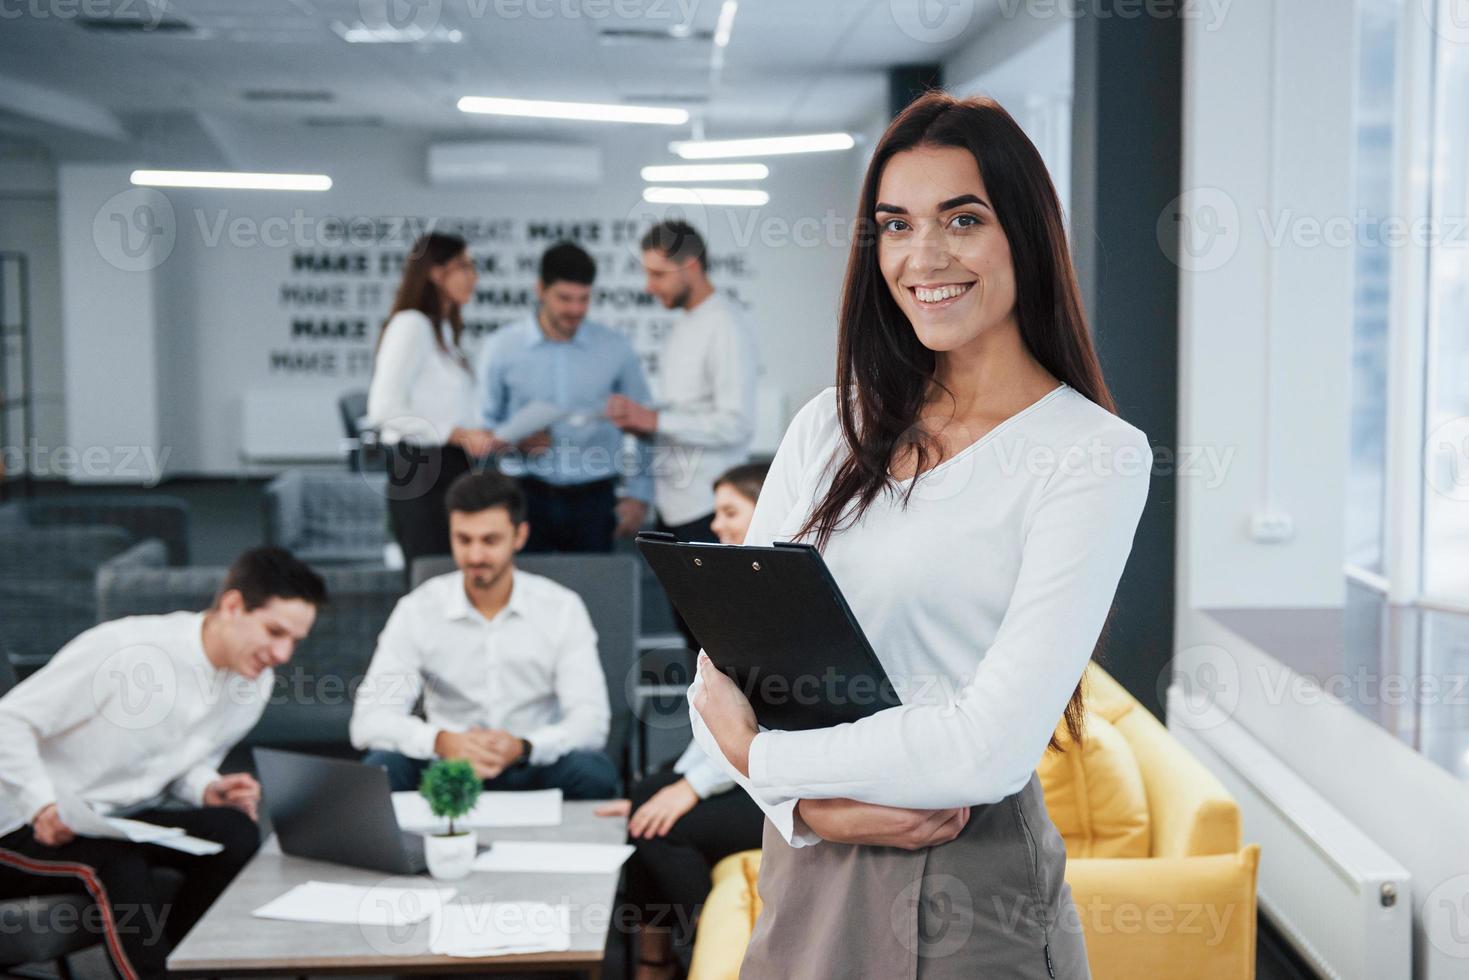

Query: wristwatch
left=513, top=739, right=533, bottom=768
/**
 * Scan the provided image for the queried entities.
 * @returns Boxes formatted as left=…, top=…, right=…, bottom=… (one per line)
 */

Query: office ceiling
left=0, top=0, right=1001, bottom=162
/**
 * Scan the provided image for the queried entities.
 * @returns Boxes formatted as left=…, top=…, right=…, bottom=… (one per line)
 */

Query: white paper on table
left=495, top=400, right=566, bottom=444
left=470, top=841, right=634, bottom=875
left=392, top=789, right=562, bottom=832
left=252, top=881, right=456, bottom=926
left=145, top=832, right=225, bottom=855
left=429, top=901, right=571, bottom=957
left=55, top=795, right=223, bottom=854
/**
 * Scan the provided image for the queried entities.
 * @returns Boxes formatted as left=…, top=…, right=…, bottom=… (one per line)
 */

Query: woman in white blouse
left=689, top=93, right=1153, bottom=977
left=367, top=232, right=496, bottom=569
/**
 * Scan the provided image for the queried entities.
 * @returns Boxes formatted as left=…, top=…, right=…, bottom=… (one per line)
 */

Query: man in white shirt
left=350, top=470, right=618, bottom=799
left=0, top=547, right=325, bottom=980
left=608, top=220, right=760, bottom=647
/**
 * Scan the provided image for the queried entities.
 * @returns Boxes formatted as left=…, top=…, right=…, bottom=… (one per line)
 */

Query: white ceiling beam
left=0, top=74, right=129, bottom=142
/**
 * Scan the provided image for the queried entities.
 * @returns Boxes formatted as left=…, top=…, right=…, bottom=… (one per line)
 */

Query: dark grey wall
left=888, top=64, right=943, bottom=116
left=1070, top=9, right=1183, bottom=719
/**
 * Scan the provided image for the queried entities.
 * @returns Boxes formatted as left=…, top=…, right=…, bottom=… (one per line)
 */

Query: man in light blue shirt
left=476, top=242, right=654, bottom=552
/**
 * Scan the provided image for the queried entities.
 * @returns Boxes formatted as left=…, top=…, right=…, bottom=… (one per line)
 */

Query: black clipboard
left=635, top=531, right=901, bottom=732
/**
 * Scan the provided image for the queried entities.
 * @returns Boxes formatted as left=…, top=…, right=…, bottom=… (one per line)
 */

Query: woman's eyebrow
left=874, top=194, right=993, bottom=214
left=937, top=193, right=992, bottom=212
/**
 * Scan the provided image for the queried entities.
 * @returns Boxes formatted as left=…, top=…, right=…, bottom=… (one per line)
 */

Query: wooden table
left=168, top=801, right=627, bottom=978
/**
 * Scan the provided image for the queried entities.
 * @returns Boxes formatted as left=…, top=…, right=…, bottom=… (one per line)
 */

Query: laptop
left=254, top=748, right=428, bottom=875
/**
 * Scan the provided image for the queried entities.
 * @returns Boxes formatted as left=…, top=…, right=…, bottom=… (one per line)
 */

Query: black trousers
left=385, top=442, right=473, bottom=577
left=0, top=806, right=260, bottom=980
left=520, top=477, right=618, bottom=554
left=622, top=769, right=766, bottom=941
left=655, top=511, right=717, bottom=651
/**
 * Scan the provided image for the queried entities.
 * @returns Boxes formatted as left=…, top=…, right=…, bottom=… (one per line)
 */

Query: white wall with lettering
left=62, top=123, right=857, bottom=479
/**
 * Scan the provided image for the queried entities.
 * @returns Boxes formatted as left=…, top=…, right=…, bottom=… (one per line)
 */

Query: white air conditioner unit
left=426, top=140, right=602, bottom=186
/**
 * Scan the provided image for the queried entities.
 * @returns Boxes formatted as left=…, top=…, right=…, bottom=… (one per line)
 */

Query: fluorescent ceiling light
left=643, top=187, right=768, bottom=207
left=130, top=170, right=332, bottom=191
left=670, top=132, right=855, bottom=159
left=458, top=96, right=688, bottom=125
left=640, top=163, right=768, bottom=182
left=332, top=21, right=462, bottom=43
left=714, top=0, right=738, bottom=47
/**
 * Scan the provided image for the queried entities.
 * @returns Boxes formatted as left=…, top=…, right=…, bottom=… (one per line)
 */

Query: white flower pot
left=424, top=830, right=476, bottom=880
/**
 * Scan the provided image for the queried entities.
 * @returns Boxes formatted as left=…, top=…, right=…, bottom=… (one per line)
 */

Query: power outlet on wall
left=1249, top=511, right=1295, bottom=543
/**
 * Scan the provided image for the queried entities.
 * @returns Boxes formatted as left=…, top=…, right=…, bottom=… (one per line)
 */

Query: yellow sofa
left=687, top=666, right=1260, bottom=980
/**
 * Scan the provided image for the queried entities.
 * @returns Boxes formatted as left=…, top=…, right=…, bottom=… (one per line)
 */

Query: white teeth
left=914, top=283, right=971, bottom=303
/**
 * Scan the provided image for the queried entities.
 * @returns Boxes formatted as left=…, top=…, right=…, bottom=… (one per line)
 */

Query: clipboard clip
left=635, top=531, right=679, bottom=543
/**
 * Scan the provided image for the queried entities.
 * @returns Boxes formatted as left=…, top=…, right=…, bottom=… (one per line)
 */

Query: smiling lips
left=909, top=281, right=975, bottom=306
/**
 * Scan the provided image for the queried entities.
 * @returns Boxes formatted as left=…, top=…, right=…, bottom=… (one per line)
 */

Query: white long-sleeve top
left=653, top=292, right=760, bottom=526
left=671, top=741, right=735, bottom=799
left=689, top=383, right=1152, bottom=846
left=349, top=570, right=611, bottom=766
left=366, top=309, right=479, bottom=447
left=0, top=612, right=272, bottom=838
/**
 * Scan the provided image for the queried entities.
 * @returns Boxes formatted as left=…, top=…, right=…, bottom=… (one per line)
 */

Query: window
left=1422, top=0, right=1469, bottom=601
left=1344, top=0, right=1402, bottom=575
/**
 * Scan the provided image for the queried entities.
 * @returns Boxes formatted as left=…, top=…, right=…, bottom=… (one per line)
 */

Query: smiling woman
left=687, top=91, right=1152, bottom=979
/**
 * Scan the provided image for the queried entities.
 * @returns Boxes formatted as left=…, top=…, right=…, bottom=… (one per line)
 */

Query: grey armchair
left=97, top=555, right=405, bottom=747
left=0, top=647, right=96, bottom=977
left=0, top=495, right=190, bottom=564
left=0, top=496, right=190, bottom=670
left=410, top=554, right=641, bottom=778
left=263, top=470, right=390, bottom=565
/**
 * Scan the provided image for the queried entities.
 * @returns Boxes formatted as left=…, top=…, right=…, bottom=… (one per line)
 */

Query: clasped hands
left=693, top=652, right=970, bottom=851
left=435, top=728, right=527, bottom=780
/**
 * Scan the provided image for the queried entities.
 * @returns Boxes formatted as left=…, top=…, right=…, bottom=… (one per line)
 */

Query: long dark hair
left=800, top=91, right=1117, bottom=749
left=378, top=232, right=469, bottom=361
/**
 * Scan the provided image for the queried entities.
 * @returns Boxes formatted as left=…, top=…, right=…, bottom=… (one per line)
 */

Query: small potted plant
left=418, top=759, right=481, bottom=880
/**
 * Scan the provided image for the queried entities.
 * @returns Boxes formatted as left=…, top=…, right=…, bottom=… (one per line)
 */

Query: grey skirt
left=738, top=773, right=1089, bottom=980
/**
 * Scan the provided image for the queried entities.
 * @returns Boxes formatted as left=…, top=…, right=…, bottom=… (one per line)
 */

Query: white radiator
left=1167, top=686, right=1412, bottom=980
left=240, top=388, right=346, bottom=464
